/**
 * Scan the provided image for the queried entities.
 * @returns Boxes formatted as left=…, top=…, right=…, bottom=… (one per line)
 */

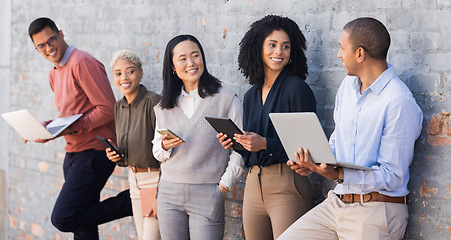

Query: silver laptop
left=2, top=109, right=82, bottom=141
left=269, top=112, right=374, bottom=171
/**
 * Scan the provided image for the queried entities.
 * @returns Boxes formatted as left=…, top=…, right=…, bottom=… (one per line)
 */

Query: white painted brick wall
left=1, top=0, right=450, bottom=239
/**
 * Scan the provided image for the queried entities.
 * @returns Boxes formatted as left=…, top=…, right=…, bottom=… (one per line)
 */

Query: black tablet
left=205, top=116, right=245, bottom=151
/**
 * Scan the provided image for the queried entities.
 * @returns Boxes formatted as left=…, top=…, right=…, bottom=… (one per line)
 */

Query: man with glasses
left=28, top=17, right=132, bottom=240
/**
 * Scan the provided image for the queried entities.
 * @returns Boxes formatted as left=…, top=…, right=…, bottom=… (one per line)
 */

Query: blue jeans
left=51, top=149, right=132, bottom=240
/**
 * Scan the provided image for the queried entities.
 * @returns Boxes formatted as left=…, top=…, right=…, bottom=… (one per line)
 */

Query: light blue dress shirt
left=331, top=63, right=423, bottom=197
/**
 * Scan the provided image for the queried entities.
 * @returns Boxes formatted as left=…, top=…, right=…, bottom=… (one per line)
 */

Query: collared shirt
left=178, top=87, right=201, bottom=118
left=58, top=45, right=75, bottom=67
left=115, top=85, right=161, bottom=168
left=153, top=87, right=245, bottom=189
left=49, top=46, right=116, bottom=152
left=331, top=63, right=423, bottom=197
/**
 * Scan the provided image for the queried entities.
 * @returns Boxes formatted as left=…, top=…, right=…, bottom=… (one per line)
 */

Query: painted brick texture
left=1, top=0, right=451, bottom=239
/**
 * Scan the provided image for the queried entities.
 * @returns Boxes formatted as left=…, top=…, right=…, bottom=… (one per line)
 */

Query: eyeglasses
left=35, top=35, right=58, bottom=52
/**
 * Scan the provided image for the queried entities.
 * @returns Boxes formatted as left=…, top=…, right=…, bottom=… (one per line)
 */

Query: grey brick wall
left=0, top=0, right=12, bottom=238
left=1, top=0, right=450, bottom=239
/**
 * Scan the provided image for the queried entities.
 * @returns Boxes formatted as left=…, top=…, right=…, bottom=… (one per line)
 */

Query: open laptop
left=269, top=112, right=374, bottom=171
left=2, top=109, right=82, bottom=141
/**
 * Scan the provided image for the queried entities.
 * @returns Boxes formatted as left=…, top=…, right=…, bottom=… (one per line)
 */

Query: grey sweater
left=154, top=87, right=236, bottom=184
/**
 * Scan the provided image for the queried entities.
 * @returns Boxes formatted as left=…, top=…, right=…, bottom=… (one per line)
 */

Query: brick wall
left=427, top=112, right=451, bottom=147
left=0, top=0, right=12, bottom=238
left=1, top=0, right=450, bottom=239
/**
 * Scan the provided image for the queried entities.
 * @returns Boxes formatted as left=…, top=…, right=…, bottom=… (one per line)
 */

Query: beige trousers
left=128, top=169, right=161, bottom=240
left=243, top=163, right=313, bottom=240
left=277, top=191, right=408, bottom=240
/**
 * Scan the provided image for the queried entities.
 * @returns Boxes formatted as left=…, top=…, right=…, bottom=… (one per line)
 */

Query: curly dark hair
left=343, top=17, right=390, bottom=60
left=238, top=15, right=308, bottom=87
left=160, top=34, right=221, bottom=109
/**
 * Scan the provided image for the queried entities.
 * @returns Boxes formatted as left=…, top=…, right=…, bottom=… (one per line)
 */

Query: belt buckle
left=131, top=166, right=137, bottom=173
left=338, top=194, right=358, bottom=204
left=341, top=193, right=374, bottom=204
left=338, top=194, right=349, bottom=204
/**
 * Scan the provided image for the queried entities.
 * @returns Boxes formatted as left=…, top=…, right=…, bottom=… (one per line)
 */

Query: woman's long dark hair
left=160, top=34, right=221, bottom=109
left=238, top=15, right=308, bottom=88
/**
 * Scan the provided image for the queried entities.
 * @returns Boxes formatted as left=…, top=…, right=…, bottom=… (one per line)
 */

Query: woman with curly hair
left=218, top=15, right=316, bottom=239
left=152, top=34, right=245, bottom=240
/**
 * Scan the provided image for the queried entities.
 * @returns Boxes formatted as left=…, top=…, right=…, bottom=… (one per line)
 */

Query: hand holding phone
left=157, top=129, right=185, bottom=143
left=97, top=136, right=120, bottom=153
left=157, top=129, right=184, bottom=151
left=98, top=136, right=122, bottom=162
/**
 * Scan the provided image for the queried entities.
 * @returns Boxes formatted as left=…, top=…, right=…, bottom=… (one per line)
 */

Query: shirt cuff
left=219, top=150, right=245, bottom=189
left=152, top=140, right=172, bottom=162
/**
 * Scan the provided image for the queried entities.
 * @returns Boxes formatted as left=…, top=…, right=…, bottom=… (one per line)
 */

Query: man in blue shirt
left=278, top=17, right=423, bottom=240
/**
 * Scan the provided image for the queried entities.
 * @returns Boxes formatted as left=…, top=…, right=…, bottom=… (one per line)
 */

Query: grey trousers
left=157, top=180, right=225, bottom=240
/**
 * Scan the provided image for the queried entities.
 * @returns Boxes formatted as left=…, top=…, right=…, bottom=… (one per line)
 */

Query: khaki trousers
left=277, top=191, right=408, bottom=240
left=243, top=163, right=313, bottom=240
left=129, top=169, right=161, bottom=240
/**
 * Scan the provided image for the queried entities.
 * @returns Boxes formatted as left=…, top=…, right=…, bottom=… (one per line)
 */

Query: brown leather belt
left=129, top=166, right=159, bottom=173
left=338, top=192, right=407, bottom=204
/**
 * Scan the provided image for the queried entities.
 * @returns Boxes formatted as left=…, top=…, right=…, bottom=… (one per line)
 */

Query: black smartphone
left=157, top=129, right=185, bottom=143
left=97, top=136, right=120, bottom=153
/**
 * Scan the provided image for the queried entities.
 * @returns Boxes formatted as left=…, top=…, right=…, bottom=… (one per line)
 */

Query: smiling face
left=112, top=58, right=143, bottom=103
left=262, top=30, right=291, bottom=76
left=171, top=40, right=205, bottom=92
left=31, top=26, right=68, bottom=66
left=337, top=30, right=359, bottom=76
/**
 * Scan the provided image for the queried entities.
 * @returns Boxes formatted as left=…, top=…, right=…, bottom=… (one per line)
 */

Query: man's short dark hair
left=28, top=17, right=59, bottom=42
left=343, top=17, right=390, bottom=60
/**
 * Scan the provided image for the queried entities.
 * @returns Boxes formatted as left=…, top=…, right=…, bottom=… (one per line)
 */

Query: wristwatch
left=334, top=167, right=344, bottom=184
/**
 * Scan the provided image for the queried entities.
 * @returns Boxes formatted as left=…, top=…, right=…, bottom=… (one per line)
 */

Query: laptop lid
left=2, top=109, right=82, bottom=141
left=269, top=112, right=374, bottom=171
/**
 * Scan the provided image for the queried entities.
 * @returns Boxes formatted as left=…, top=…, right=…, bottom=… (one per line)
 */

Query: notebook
left=2, top=109, right=82, bottom=141
left=269, top=112, right=374, bottom=171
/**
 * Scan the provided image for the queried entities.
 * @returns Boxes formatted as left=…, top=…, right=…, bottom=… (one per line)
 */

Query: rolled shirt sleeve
left=332, top=65, right=423, bottom=196
left=219, top=96, right=245, bottom=189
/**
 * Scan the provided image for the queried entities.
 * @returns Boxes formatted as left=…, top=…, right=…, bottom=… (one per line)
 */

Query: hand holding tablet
left=205, top=116, right=246, bottom=151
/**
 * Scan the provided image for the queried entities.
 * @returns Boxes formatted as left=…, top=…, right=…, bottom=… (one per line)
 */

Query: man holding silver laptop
left=28, top=17, right=132, bottom=239
left=278, top=17, right=423, bottom=240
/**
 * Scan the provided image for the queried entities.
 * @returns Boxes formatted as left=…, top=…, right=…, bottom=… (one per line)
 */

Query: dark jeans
left=51, top=149, right=133, bottom=240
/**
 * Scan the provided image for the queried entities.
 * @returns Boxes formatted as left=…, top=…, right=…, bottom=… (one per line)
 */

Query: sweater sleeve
left=70, top=58, right=116, bottom=133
